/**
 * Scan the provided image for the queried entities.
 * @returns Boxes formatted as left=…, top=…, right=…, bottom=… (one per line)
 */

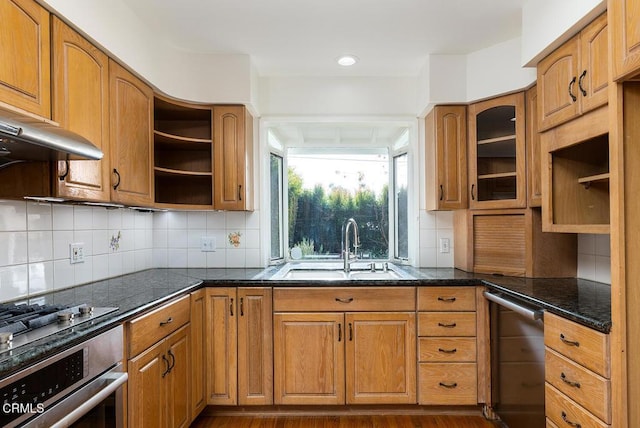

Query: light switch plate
left=70, top=243, right=85, bottom=264
left=201, top=236, right=216, bottom=252
left=439, top=238, right=450, bottom=253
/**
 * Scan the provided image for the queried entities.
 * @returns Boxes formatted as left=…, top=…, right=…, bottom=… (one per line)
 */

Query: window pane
left=287, top=150, right=389, bottom=260
left=394, top=153, right=408, bottom=259
left=270, top=154, right=283, bottom=260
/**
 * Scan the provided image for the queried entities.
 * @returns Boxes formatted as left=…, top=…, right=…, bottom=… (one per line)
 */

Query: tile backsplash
left=0, top=198, right=610, bottom=303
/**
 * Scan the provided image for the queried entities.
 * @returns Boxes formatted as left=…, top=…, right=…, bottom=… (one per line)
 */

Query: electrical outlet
left=201, top=236, right=217, bottom=252
left=70, top=243, right=85, bottom=264
left=439, top=238, right=450, bottom=254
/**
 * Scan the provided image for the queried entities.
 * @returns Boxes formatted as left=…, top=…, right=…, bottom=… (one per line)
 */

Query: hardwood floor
left=191, top=414, right=500, bottom=428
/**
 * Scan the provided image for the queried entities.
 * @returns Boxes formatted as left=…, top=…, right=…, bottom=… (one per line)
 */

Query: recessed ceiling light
left=337, top=55, right=358, bottom=66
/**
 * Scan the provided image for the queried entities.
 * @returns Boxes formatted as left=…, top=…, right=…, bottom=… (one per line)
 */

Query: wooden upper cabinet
left=213, top=105, right=254, bottom=211
left=52, top=17, right=110, bottom=202
left=0, top=0, right=50, bottom=118
left=468, top=92, right=526, bottom=209
left=526, top=85, right=542, bottom=207
left=109, top=59, right=154, bottom=206
left=610, top=0, right=640, bottom=81
left=537, top=12, right=607, bottom=132
left=425, top=105, right=468, bottom=210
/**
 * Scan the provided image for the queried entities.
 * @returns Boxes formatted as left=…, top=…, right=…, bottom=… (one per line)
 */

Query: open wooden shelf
left=578, top=172, right=610, bottom=188
left=478, top=172, right=517, bottom=180
left=153, top=95, right=213, bottom=208
left=477, top=134, right=516, bottom=145
left=542, top=106, right=610, bottom=233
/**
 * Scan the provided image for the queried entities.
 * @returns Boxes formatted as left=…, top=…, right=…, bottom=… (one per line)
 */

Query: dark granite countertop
left=0, top=266, right=611, bottom=379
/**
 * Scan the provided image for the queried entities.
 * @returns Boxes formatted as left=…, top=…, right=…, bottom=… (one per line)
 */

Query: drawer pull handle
left=335, top=297, right=354, bottom=304
left=568, top=76, right=577, bottom=102
left=437, top=297, right=456, bottom=303
left=349, top=323, right=353, bottom=341
left=240, top=297, right=244, bottom=316
left=230, top=298, right=234, bottom=316
left=439, top=382, right=458, bottom=389
left=338, top=323, right=342, bottom=342
left=159, top=317, right=173, bottom=326
left=561, top=372, right=581, bottom=388
left=438, top=348, right=457, bottom=354
left=578, top=69, right=587, bottom=96
left=560, top=334, right=580, bottom=347
left=438, top=322, right=457, bottom=328
left=561, top=411, right=582, bottom=428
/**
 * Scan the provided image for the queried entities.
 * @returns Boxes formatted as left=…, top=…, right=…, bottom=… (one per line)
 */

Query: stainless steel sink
left=281, top=270, right=347, bottom=280
left=268, top=262, right=412, bottom=281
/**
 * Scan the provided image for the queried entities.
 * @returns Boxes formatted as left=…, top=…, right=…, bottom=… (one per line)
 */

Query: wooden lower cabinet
left=273, top=312, right=345, bottom=405
left=190, top=289, right=207, bottom=420
left=417, top=286, right=479, bottom=405
left=206, top=287, right=273, bottom=406
left=128, top=324, right=191, bottom=428
left=273, top=311, right=416, bottom=405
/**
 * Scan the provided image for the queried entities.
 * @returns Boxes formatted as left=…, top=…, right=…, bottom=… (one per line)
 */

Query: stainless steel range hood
left=0, top=104, right=103, bottom=167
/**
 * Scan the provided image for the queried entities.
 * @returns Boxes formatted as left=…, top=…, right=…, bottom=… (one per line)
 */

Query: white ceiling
left=122, top=0, right=524, bottom=77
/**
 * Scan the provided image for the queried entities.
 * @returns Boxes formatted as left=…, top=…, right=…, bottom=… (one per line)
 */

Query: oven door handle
left=484, top=291, right=543, bottom=321
left=49, top=370, right=128, bottom=428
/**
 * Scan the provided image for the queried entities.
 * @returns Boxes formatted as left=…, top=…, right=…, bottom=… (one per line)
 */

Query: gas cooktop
left=0, top=303, right=118, bottom=352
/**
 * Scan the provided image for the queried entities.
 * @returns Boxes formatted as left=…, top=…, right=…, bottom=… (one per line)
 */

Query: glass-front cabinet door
left=468, top=92, right=526, bottom=209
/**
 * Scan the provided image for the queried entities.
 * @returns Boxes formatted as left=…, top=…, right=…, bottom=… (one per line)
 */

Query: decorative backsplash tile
left=228, top=231, right=242, bottom=248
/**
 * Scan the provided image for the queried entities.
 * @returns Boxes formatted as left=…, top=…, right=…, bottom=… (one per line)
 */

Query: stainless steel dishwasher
left=485, top=291, right=545, bottom=428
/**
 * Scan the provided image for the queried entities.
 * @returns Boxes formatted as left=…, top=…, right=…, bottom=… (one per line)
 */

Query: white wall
left=521, top=0, right=606, bottom=66
left=466, top=37, right=537, bottom=102
left=258, top=76, right=419, bottom=117
left=41, top=0, right=255, bottom=107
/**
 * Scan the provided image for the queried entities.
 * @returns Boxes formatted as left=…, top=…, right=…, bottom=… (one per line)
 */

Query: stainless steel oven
left=0, top=326, right=127, bottom=428
left=485, top=291, right=545, bottom=428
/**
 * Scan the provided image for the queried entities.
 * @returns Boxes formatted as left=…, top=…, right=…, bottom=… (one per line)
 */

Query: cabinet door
left=468, top=92, right=526, bottom=209
left=205, top=288, right=237, bottom=405
left=526, top=86, right=542, bottom=207
left=237, top=287, right=273, bottom=405
left=213, top=106, right=253, bottom=211
left=0, top=0, right=50, bottom=117
left=425, top=105, right=468, bottom=210
left=610, top=0, right=640, bottom=81
left=52, top=17, right=111, bottom=202
left=109, top=59, right=154, bottom=206
left=166, top=325, right=191, bottom=428
left=579, top=13, right=608, bottom=114
left=189, top=289, right=206, bottom=420
left=537, top=36, right=581, bottom=132
left=273, top=312, right=345, bottom=405
left=345, top=312, right=416, bottom=404
left=128, top=340, right=167, bottom=428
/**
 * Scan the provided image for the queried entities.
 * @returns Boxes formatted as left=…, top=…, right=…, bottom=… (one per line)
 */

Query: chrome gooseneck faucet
left=343, top=218, right=360, bottom=273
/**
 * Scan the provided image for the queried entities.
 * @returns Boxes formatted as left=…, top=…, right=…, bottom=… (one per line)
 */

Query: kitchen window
left=268, top=125, right=410, bottom=263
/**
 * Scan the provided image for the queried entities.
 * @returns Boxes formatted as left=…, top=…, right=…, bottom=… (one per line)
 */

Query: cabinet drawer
left=417, top=287, right=476, bottom=311
left=498, top=361, right=545, bottom=405
left=418, top=363, right=477, bottom=405
left=418, top=312, right=476, bottom=337
left=273, top=287, right=415, bottom=312
left=418, top=337, right=476, bottom=362
left=128, top=295, right=190, bottom=358
left=545, top=348, right=611, bottom=424
left=544, top=312, right=610, bottom=377
left=545, top=383, right=608, bottom=428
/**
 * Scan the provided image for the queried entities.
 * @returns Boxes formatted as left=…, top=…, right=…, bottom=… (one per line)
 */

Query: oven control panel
left=0, top=350, right=86, bottom=426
